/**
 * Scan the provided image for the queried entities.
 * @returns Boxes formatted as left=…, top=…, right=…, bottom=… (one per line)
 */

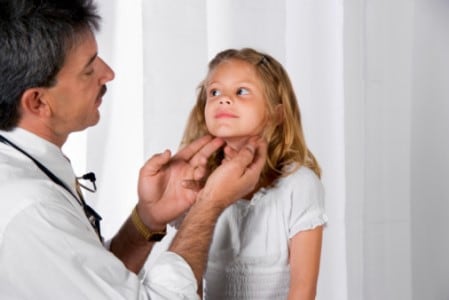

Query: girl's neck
left=223, top=137, right=250, bottom=152
left=223, top=136, right=276, bottom=201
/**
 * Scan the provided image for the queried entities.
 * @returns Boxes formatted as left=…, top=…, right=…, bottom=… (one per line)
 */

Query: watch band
left=131, top=206, right=167, bottom=242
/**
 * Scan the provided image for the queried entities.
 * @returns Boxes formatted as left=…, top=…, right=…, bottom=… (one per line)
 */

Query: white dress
left=204, top=166, right=327, bottom=299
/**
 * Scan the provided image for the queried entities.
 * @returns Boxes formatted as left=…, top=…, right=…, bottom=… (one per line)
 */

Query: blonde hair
left=182, top=48, right=321, bottom=186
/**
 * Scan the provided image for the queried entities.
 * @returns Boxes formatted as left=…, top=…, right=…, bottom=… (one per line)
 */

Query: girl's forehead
left=212, top=58, right=253, bottom=70
left=206, top=59, right=259, bottom=82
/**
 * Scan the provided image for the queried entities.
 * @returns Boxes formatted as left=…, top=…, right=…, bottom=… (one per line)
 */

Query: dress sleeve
left=285, top=168, right=328, bottom=239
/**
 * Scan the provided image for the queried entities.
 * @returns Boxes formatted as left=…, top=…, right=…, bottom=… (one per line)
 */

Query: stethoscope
left=0, top=134, right=103, bottom=241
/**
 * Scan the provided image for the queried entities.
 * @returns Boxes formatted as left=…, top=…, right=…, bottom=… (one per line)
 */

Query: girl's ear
left=274, top=104, right=284, bottom=125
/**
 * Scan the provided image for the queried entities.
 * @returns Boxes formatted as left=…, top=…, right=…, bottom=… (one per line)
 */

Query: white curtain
left=62, top=0, right=449, bottom=299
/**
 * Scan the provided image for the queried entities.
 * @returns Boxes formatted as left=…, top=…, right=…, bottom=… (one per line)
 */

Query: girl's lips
left=215, top=112, right=237, bottom=118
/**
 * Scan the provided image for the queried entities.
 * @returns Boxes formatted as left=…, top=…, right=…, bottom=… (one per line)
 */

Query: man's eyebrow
left=83, top=52, right=97, bottom=69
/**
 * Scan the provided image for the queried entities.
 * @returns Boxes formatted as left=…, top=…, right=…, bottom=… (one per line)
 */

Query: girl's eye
left=85, top=69, right=94, bottom=76
left=237, top=88, right=249, bottom=95
left=210, top=89, right=221, bottom=97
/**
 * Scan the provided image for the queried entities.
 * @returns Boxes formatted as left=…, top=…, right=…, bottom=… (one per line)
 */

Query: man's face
left=42, top=30, right=114, bottom=137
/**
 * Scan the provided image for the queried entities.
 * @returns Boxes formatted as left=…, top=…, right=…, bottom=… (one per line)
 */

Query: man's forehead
left=63, top=31, right=98, bottom=67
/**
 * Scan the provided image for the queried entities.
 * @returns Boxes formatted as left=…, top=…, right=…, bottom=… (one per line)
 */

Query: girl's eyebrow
left=207, top=80, right=256, bottom=86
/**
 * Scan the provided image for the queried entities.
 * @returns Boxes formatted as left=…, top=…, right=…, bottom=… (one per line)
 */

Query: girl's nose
left=219, top=96, right=232, bottom=105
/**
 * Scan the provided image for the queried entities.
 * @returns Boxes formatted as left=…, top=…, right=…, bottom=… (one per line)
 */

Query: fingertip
left=201, top=135, right=213, bottom=143
left=164, top=149, right=172, bottom=157
left=244, top=144, right=255, bottom=155
left=193, top=165, right=208, bottom=180
left=212, top=137, right=225, bottom=147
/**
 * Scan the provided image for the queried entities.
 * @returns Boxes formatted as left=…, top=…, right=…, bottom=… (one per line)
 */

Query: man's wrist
left=131, top=206, right=167, bottom=242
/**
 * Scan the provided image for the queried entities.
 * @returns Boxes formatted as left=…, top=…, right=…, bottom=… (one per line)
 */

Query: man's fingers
left=246, top=138, right=267, bottom=174
left=230, top=137, right=267, bottom=177
left=231, top=139, right=258, bottom=170
left=193, top=165, right=208, bottom=181
left=175, top=135, right=214, bottom=161
left=223, top=145, right=238, bottom=161
left=185, top=137, right=224, bottom=167
left=142, top=150, right=171, bottom=176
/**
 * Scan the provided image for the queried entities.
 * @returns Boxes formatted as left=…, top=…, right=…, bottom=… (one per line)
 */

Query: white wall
left=141, top=1, right=209, bottom=156
left=365, top=1, right=413, bottom=299
left=345, top=0, right=414, bottom=299
left=411, top=0, right=449, bottom=299
left=343, top=1, right=366, bottom=298
left=288, top=2, right=346, bottom=299
left=345, top=0, right=449, bottom=299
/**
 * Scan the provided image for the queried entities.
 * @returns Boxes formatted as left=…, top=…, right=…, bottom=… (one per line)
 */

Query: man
left=0, top=0, right=266, bottom=299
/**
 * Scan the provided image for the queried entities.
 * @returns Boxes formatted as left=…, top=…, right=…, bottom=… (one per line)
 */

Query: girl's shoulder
left=268, top=164, right=325, bottom=208
left=256, top=164, right=324, bottom=206
left=271, top=165, right=327, bottom=234
left=276, top=164, right=322, bottom=189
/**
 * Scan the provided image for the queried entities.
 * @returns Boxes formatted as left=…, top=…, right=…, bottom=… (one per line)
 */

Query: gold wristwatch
left=131, top=206, right=167, bottom=242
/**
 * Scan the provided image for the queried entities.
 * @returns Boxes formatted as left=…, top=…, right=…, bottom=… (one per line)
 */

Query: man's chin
left=83, top=113, right=101, bottom=130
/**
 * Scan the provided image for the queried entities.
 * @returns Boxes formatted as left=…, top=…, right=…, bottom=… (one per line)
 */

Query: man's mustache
left=98, top=85, right=107, bottom=98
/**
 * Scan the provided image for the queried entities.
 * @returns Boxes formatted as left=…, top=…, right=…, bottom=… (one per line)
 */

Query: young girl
left=180, top=48, right=327, bottom=299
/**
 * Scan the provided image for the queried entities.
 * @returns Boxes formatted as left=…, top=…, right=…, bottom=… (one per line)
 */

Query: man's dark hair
left=0, top=0, right=100, bottom=130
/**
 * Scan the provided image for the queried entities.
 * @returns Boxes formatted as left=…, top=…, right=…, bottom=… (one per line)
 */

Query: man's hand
left=169, top=136, right=267, bottom=284
left=198, top=136, right=267, bottom=209
left=136, top=135, right=224, bottom=230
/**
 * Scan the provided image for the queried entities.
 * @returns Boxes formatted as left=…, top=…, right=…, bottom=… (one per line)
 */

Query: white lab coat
left=0, top=128, right=198, bottom=300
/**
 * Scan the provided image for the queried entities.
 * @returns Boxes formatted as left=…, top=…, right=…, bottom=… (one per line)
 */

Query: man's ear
left=20, top=88, right=51, bottom=118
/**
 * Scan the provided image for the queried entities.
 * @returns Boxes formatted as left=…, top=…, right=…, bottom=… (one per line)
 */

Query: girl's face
left=204, top=59, right=267, bottom=150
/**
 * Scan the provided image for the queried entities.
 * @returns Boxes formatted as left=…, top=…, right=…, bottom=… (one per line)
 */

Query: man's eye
left=210, top=89, right=221, bottom=97
left=237, top=88, right=249, bottom=95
